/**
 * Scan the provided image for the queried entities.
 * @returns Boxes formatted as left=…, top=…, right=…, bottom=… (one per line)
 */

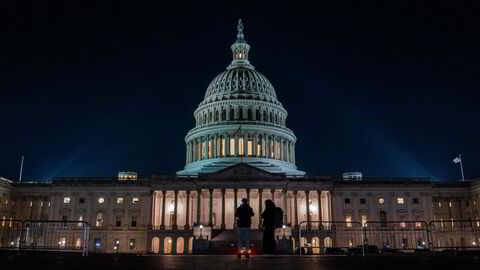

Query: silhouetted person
left=262, top=199, right=277, bottom=255
left=235, top=198, right=254, bottom=257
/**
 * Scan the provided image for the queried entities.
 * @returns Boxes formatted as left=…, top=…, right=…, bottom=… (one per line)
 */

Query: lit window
left=132, top=197, right=140, bottom=204
left=59, top=237, right=66, bottom=248
left=438, top=201, right=442, bottom=207
left=378, top=198, right=385, bottom=204
left=117, top=197, right=124, bottom=204
left=239, top=138, right=244, bottom=155
left=96, top=212, right=104, bottom=227
left=397, top=197, right=405, bottom=204
left=229, top=138, right=235, bottom=156
left=346, top=216, right=352, bottom=227
left=208, top=140, right=212, bottom=158
left=361, top=215, right=368, bottom=227
left=78, top=215, right=83, bottom=227
left=98, top=197, right=104, bottom=204
left=75, top=238, right=82, bottom=248
left=129, top=238, right=136, bottom=250
left=63, top=197, right=71, bottom=204
left=257, top=143, right=261, bottom=156
left=1, top=216, right=5, bottom=227
left=40, top=201, right=43, bottom=207
left=114, top=239, right=120, bottom=250
left=94, top=238, right=102, bottom=249
left=415, top=222, right=422, bottom=228
left=247, top=140, right=253, bottom=156
left=5, top=199, right=8, bottom=205
left=448, top=201, right=452, bottom=208
left=29, top=201, right=33, bottom=207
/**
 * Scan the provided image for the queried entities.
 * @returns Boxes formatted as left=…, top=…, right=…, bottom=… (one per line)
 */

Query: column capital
left=293, top=190, right=298, bottom=195
left=282, top=189, right=288, bottom=194
left=186, top=190, right=191, bottom=195
left=270, top=188, right=275, bottom=194
left=305, top=190, right=310, bottom=195
left=174, top=190, right=179, bottom=195
left=221, top=189, right=226, bottom=194
left=162, top=190, right=167, bottom=195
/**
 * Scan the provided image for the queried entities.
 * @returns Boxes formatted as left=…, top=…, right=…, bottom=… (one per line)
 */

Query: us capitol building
left=1, top=20, right=479, bottom=254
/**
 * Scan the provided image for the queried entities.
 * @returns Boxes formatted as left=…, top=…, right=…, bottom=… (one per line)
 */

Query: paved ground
left=1, top=252, right=480, bottom=270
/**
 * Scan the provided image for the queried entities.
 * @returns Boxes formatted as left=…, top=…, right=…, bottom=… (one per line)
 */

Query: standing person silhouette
left=262, top=199, right=277, bottom=255
left=235, top=198, right=254, bottom=258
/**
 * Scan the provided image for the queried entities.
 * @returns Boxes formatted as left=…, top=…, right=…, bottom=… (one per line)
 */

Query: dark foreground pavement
left=1, top=252, right=479, bottom=270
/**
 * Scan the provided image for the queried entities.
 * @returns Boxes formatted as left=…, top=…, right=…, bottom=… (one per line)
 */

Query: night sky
left=1, top=2, right=479, bottom=181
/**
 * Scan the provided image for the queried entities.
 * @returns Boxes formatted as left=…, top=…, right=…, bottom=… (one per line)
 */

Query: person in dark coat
left=261, top=199, right=277, bottom=255
left=235, top=198, right=254, bottom=256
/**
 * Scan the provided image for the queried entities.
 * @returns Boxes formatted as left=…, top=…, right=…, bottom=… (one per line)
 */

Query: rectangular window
left=59, top=237, right=66, bottom=248
left=361, top=215, right=368, bottom=226
left=239, top=138, right=244, bottom=155
left=116, top=215, right=122, bottom=227
left=62, top=215, right=68, bottom=221
left=438, top=201, right=442, bottom=208
left=132, top=197, right=140, bottom=204
left=114, top=239, right=120, bottom=251
left=75, top=238, right=82, bottom=248
left=208, top=140, right=212, bottom=158
left=448, top=201, right=452, bottom=208
left=346, top=215, right=352, bottom=227
left=413, top=198, right=419, bottom=204
left=257, top=143, right=261, bottom=156
left=117, top=197, right=124, bottom=204
left=247, top=140, right=253, bottom=155
left=63, top=197, right=70, bottom=204
left=129, top=238, right=136, bottom=250
left=131, top=216, right=137, bottom=227
left=230, top=138, right=235, bottom=156
left=397, top=197, right=405, bottom=204
left=78, top=215, right=83, bottom=227
left=344, top=198, right=350, bottom=204
left=415, top=221, right=422, bottom=228
left=79, top=198, right=85, bottom=204
left=360, top=198, right=366, bottom=204
left=94, top=238, right=102, bottom=249
left=221, top=138, right=225, bottom=156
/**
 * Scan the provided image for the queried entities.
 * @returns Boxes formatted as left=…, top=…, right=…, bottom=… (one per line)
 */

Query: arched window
left=247, top=108, right=252, bottom=120
left=263, top=110, right=267, bottom=121
left=275, top=114, right=278, bottom=124
left=222, top=109, right=226, bottom=120
left=379, top=211, right=387, bottom=227
left=238, top=107, right=243, bottom=120
left=230, top=108, right=235, bottom=120
left=269, top=112, right=273, bottom=123
left=256, top=109, right=260, bottom=121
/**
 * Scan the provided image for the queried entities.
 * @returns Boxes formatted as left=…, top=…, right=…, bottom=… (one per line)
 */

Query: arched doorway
left=176, top=237, right=184, bottom=254
left=164, top=237, right=172, bottom=254
left=151, top=237, right=160, bottom=253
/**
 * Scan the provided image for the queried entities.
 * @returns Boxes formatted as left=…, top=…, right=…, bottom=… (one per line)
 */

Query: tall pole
left=19, top=155, right=24, bottom=182
left=459, top=154, right=465, bottom=181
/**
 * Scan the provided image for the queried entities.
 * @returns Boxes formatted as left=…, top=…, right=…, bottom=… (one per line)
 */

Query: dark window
left=116, top=216, right=122, bottom=227
left=61, top=215, right=68, bottom=221
left=360, top=198, right=366, bottom=204
left=466, top=201, right=469, bottom=207
left=131, top=216, right=137, bottom=227
left=379, top=211, right=387, bottom=227
left=413, top=198, right=419, bottom=204
left=79, top=198, right=85, bottom=204
left=344, top=198, right=350, bottom=204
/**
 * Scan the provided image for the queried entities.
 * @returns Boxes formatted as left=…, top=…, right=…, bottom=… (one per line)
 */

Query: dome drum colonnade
left=178, top=19, right=304, bottom=176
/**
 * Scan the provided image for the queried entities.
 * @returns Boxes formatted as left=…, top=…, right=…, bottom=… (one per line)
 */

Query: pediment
left=200, top=163, right=285, bottom=181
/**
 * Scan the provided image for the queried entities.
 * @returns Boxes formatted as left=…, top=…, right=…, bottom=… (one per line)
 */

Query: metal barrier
left=0, top=220, right=23, bottom=249
left=0, top=220, right=90, bottom=256
left=363, top=221, right=429, bottom=251
left=298, top=221, right=364, bottom=255
left=429, top=220, right=480, bottom=251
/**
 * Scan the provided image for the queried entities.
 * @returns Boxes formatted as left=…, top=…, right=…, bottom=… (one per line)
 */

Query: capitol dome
left=177, top=19, right=304, bottom=177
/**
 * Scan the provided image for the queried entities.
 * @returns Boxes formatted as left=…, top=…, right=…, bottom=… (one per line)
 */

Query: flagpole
left=459, top=154, right=465, bottom=181
left=19, top=155, right=24, bottom=183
